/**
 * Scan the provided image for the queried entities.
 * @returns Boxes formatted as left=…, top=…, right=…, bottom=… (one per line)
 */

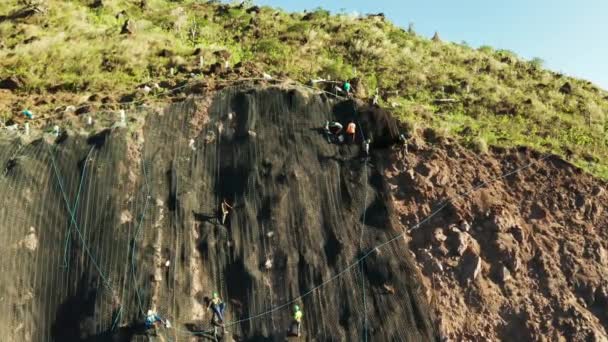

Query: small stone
left=433, top=228, right=447, bottom=243
left=500, top=266, right=512, bottom=283
left=20, top=228, right=38, bottom=252
left=382, top=283, right=395, bottom=295
left=140, top=85, right=152, bottom=95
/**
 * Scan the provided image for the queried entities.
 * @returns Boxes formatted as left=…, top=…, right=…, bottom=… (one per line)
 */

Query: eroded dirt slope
left=384, top=135, right=608, bottom=341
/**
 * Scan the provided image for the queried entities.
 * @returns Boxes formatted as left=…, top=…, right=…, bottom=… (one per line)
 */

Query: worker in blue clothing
left=208, top=292, right=226, bottom=325
left=145, top=309, right=170, bottom=330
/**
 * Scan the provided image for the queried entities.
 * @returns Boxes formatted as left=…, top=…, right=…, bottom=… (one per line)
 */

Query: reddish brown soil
left=385, top=135, right=608, bottom=341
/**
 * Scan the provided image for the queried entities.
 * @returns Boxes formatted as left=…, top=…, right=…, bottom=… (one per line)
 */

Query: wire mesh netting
left=0, top=85, right=436, bottom=341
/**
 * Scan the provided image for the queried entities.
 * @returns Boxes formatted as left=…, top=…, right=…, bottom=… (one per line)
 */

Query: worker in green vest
left=343, top=81, right=352, bottom=96
left=290, top=305, right=303, bottom=337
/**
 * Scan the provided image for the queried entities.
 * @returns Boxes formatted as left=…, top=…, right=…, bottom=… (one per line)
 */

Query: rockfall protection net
left=0, top=86, right=437, bottom=341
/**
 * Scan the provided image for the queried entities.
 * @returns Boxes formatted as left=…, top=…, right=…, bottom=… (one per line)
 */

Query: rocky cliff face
left=0, top=86, right=436, bottom=341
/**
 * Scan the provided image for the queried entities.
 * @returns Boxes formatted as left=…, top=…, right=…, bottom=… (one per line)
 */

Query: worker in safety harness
left=145, top=309, right=170, bottom=330
left=324, top=121, right=344, bottom=143
left=208, top=292, right=226, bottom=325
left=346, top=121, right=356, bottom=144
left=289, top=305, right=303, bottom=337
left=343, top=81, right=352, bottom=97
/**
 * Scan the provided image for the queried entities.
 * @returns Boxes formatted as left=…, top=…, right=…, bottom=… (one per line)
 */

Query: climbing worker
left=326, top=121, right=343, bottom=135
left=145, top=309, right=168, bottom=330
left=346, top=121, right=356, bottom=144
left=208, top=292, right=226, bottom=325
left=323, top=121, right=344, bottom=144
left=343, top=81, right=352, bottom=96
left=289, top=305, right=303, bottom=337
left=220, top=199, right=232, bottom=225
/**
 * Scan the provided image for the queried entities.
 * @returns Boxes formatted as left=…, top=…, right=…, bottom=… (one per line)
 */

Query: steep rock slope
left=0, top=86, right=435, bottom=341
left=385, top=138, right=608, bottom=341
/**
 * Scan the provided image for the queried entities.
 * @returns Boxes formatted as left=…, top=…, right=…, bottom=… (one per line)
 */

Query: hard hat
left=294, top=305, right=300, bottom=311
left=213, top=292, right=219, bottom=298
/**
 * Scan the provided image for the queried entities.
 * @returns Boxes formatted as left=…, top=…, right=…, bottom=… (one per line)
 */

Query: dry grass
left=0, top=0, right=607, bottom=178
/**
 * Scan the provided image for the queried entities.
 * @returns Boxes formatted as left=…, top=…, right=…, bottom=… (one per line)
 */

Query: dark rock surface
left=0, top=86, right=435, bottom=341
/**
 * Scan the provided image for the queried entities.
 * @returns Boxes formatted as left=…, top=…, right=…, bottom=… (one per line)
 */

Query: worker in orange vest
left=346, top=122, right=356, bottom=143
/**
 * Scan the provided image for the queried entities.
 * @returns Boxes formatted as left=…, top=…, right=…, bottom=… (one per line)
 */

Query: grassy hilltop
left=1, top=0, right=607, bottom=177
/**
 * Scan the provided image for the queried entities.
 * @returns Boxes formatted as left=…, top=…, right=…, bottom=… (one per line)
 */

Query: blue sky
left=254, top=0, right=608, bottom=90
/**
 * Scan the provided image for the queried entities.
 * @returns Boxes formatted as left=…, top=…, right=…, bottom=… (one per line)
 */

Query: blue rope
left=131, top=159, right=152, bottom=316
left=60, top=147, right=95, bottom=268
left=49, top=145, right=113, bottom=289
left=111, top=306, right=123, bottom=331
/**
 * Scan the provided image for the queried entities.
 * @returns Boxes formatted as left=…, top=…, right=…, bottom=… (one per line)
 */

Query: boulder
left=0, top=76, right=24, bottom=91
left=433, top=228, right=447, bottom=244
left=559, top=82, right=573, bottom=95
left=90, top=0, right=103, bottom=8
left=447, top=228, right=468, bottom=256
left=246, top=6, right=261, bottom=14
left=121, top=19, right=136, bottom=35
left=75, top=105, right=91, bottom=115
left=460, top=249, right=482, bottom=283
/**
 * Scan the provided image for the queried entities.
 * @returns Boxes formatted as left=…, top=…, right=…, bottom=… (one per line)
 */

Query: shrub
left=530, top=57, right=545, bottom=69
